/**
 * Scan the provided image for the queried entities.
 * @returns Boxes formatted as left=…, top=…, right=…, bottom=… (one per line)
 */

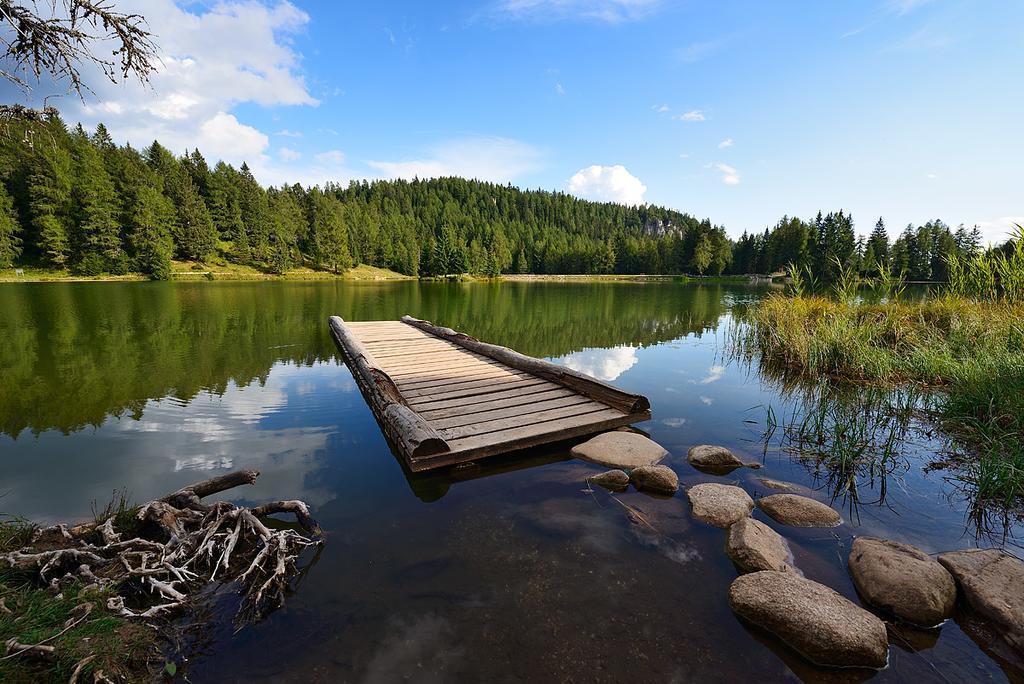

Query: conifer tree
left=28, top=133, right=75, bottom=268
left=0, top=182, right=22, bottom=268
left=171, top=176, right=217, bottom=261
left=73, top=133, right=125, bottom=273
left=128, top=184, right=175, bottom=279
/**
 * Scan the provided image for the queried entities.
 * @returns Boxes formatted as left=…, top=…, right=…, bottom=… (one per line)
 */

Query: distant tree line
left=0, top=113, right=734, bottom=279
left=732, top=212, right=987, bottom=282
left=0, top=112, right=997, bottom=281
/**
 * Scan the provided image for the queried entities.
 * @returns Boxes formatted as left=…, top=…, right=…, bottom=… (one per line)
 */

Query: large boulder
left=759, top=494, right=840, bottom=528
left=571, top=432, right=668, bottom=469
left=938, top=549, right=1024, bottom=653
left=686, top=483, right=753, bottom=528
left=727, top=518, right=793, bottom=573
left=629, top=464, right=679, bottom=494
left=687, top=445, right=744, bottom=473
left=848, top=538, right=955, bottom=626
left=729, top=571, right=889, bottom=669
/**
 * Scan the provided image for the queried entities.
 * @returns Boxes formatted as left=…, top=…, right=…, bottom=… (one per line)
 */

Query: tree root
left=0, top=470, right=322, bottom=627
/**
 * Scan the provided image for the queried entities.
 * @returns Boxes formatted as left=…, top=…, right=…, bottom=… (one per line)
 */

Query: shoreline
left=0, top=267, right=766, bottom=284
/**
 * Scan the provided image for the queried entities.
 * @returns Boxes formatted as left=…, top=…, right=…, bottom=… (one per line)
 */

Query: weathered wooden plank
left=395, top=365, right=522, bottom=391
left=390, top=361, right=511, bottom=382
left=403, top=376, right=551, bottom=403
left=429, top=394, right=597, bottom=430
left=438, top=403, right=614, bottom=440
left=376, top=353, right=500, bottom=373
left=408, top=384, right=571, bottom=413
left=386, top=359, right=503, bottom=377
left=399, top=371, right=535, bottom=398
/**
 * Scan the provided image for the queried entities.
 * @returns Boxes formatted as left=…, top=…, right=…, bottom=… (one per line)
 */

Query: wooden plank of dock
left=329, top=315, right=651, bottom=472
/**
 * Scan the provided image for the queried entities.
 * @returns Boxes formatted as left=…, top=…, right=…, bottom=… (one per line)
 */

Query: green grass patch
left=0, top=519, right=159, bottom=682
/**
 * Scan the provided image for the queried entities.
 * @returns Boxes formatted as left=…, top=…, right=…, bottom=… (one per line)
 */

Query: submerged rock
left=686, top=483, right=753, bottom=528
left=630, top=464, right=679, bottom=494
left=571, top=432, right=668, bottom=469
left=588, top=469, right=630, bottom=491
left=758, top=494, right=840, bottom=528
left=729, top=571, right=889, bottom=669
left=938, top=549, right=1024, bottom=653
left=848, top=538, right=956, bottom=627
left=727, top=518, right=793, bottom=573
left=687, top=445, right=744, bottom=472
left=758, top=478, right=793, bottom=491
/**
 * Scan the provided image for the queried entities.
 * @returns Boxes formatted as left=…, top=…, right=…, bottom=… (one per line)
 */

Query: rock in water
left=729, top=571, right=889, bottom=669
left=759, top=494, right=840, bottom=528
left=686, top=483, right=753, bottom=527
left=848, top=538, right=955, bottom=626
left=588, top=469, right=630, bottom=491
left=727, top=518, right=793, bottom=573
left=571, top=432, right=668, bottom=469
left=758, top=478, right=793, bottom=491
left=938, top=549, right=1024, bottom=653
left=687, top=445, right=744, bottom=472
left=629, top=464, right=679, bottom=494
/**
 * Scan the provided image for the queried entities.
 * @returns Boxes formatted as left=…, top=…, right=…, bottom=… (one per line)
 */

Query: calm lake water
left=0, top=281, right=1020, bottom=682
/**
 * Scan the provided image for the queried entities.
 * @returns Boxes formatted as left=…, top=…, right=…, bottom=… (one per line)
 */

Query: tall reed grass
left=736, top=262, right=1024, bottom=506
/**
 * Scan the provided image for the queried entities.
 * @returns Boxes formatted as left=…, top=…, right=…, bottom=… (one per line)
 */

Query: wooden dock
left=328, top=315, right=651, bottom=472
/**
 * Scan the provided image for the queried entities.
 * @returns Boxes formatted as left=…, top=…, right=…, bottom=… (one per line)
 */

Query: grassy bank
left=2, top=267, right=764, bottom=285
left=0, top=262, right=413, bottom=283
left=500, top=273, right=754, bottom=283
left=737, top=293, right=1024, bottom=504
left=0, top=518, right=159, bottom=683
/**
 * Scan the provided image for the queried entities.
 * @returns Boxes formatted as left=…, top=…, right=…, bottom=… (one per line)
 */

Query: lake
left=0, top=280, right=1019, bottom=681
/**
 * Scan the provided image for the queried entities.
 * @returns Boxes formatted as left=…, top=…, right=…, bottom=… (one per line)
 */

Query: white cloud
left=279, top=147, right=301, bottom=161
left=968, top=217, right=1024, bottom=247
left=60, top=1, right=322, bottom=183
left=674, top=110, right=706, bottom=122
left=699, top=395, right=713, bottom=405
left=368, top=136, right=544, bottom=183
left=555, top=346, right=638, bottom=381
left=652, top=104, right=669, bottom=113
left=556, top=82, right=566, bottom=95
left=566, top=165, right=647, bottom=206
left=276, top=129, right=303, bottom=138
left=718, top=138, right=734, bottom=148
left=315, top=150, right=346, bottom=165
left=691, top=365, right=725, bottom=384
left=679, top=153, right=690, bottom=159
left=661, top=417, right=687, bottom=428
left=714, top=162, right=740, bottom=185
left=491, top=0, right=661, bottom=23
left=196, top=112, right=269, bottom=162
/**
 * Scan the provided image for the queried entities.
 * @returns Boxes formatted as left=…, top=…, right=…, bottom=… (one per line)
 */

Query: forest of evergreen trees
left=732, top=213, right=987, bottom=282
left=0, top=112, right=994, bottom=281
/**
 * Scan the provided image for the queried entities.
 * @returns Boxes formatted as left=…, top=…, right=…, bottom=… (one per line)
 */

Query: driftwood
left=329, top=315, right=450, bottom=458
left=0, top=470, right=322, bottom=629
left=401, top=315, right=651, bottom=414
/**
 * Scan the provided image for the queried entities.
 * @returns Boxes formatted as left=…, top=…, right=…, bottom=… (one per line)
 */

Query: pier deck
left=328, top=316, right=651, bottom=471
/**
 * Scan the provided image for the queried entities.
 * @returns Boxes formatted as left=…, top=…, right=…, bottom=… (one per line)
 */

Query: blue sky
left=6, top=0, right=1023, bottom=241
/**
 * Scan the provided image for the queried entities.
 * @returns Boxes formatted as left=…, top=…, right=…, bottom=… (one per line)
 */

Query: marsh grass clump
left=760, top=383, right=920, bottom=514
left=736, top=282, right=1024, bottom=506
